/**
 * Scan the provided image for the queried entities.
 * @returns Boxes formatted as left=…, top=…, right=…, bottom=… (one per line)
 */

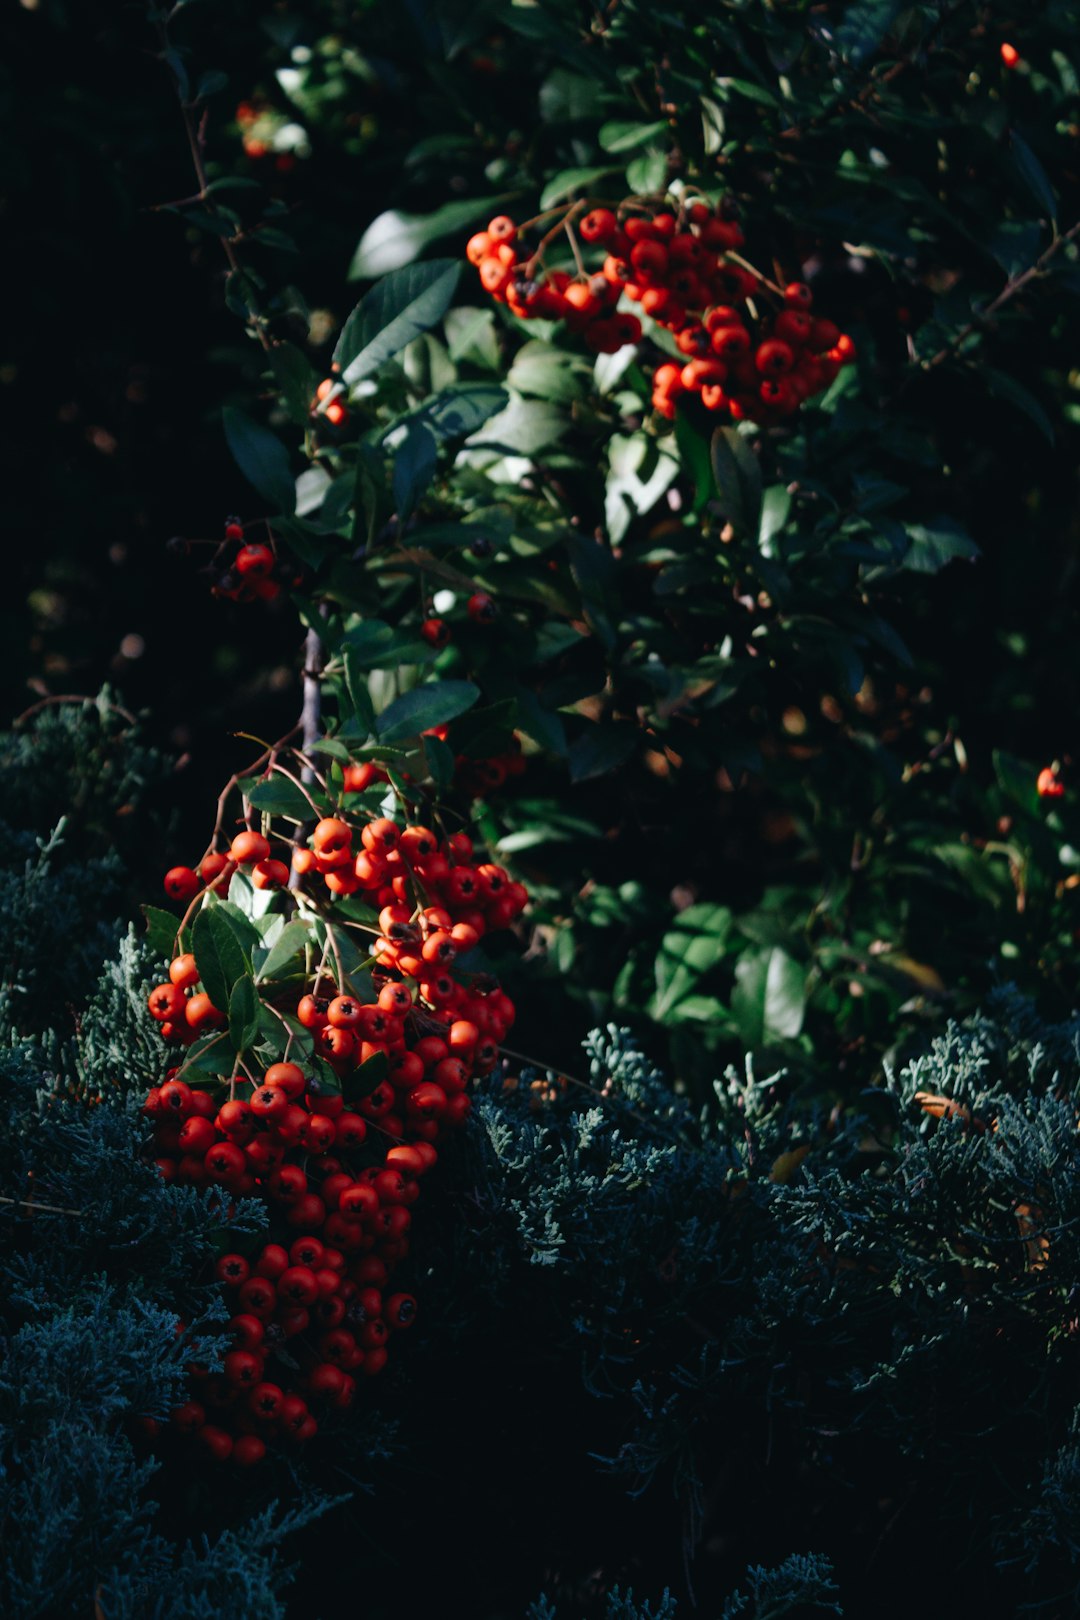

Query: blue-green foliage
left=527, top=1555, right=841, bottom=1620
left=0, top=1041, right=332, bottom=1618
left=447, top=999, right=1080, bottom=1613
left=0, top=696, right=169, bottom=1035
left=0, top=707, right=333, bottom=1618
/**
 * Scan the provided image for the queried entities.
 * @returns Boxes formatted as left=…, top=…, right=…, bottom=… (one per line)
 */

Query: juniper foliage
left=424, top=1003, right=1080, bottom=1615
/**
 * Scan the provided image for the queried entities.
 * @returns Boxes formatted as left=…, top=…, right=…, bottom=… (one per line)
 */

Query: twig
left=0, top=1194, right=86, bottom=1218
left=498, top=1044, right=661, bottom=1133
left=153, top=13, right=272, bottom=352
left=920, top=218, right=1080, bottom=372
left=13, top=694, right=138, bottom=730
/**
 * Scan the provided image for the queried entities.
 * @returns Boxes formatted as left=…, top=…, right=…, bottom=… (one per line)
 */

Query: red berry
left=466, top=592, right=497, bottom=624
left=421, top=617, right=450, bottom=649
left=163, top=865, right=200, bottom=902
left=580, top=208, right=617, bottom=245
left=235, top=542, right=274, bottom=578
left=385, top=1292, right=417, bottom=1330
left=233, top=1434, right=267, bottom=1467
left=248, top=1382, right=284, bottom=1419
left=148, top=983, right=186, bottom=1023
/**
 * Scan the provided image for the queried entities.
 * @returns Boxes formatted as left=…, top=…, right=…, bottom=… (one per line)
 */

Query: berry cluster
left=419, top=593, right=498, bottom=651
left=144, top=811, right=527, bottom=1460
left=209, top=519, right=302, bottom=605
left=466, top=201, right=856, bottom=426
left=423, top=724, right=527, bottom=798
left=144, top=1066, right=426, bottom=1464
left=314, top=376, right=349, bottom=429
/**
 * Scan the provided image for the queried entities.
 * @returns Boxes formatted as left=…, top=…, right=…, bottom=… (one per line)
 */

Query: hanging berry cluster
left=143, top=754, right=527, bottom=1465
left=202, top=518, right=305, bottom=605
left=466, top=199, right=856, bottom=426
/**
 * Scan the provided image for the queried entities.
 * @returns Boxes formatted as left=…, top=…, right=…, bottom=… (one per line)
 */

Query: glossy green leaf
left=143, top=905, right=181, bottom=963
left=731, top=946, right=807, bottom=1046
left=376, top=679, right=480, bottom=742
left=347, top=198, right=505, bottom=280
left=245, top=776, right=320, bottom=819
left=222, top=406, right=296, bottom=514
left=336, top=260, right=462, bottom=386
left=192, top=906, right=252, bottom=1015
left=228, top=974, right=260, bottom=1054
left=256, top=921, right=311, bottom=984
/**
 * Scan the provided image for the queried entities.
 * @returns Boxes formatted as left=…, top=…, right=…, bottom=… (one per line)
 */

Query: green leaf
left=408, top=383, right=510, bottom=441
left=626, top=151, right=668, bottom=195
left=195, top=68, right=228, bottom=99
left=673, top=413, right=714, bottom=515
left=758, top=486, right=791, bottom=554
left=540, top=166, right=619, bottom=209
left=377, top=680, right=480, bottom=743
left=444, top=306, right=500, bottom=371
left=336, top=261, right=462, bottom=387
left=256, top=921, right=312, bottom=983
left=715, top=76, right=779, bottom=108
left=599, top=119, right=669, bottom=154
left=731, top=946, right=806, bottom=1046
left=462, top=396, right=569, bottom=457
left=604, top=432, right=680, bottom=546
left=223, top=406, right=296, bottom=514
left=1009, top=130, right=1057, bottom=220
left=344, top=619, right=433, bottom=669
left=650, top=905, right=733, bottom=1020
left=448, top=698, right=518, bottom=759
left=347, top=198, right=510, bottom=280
left=192, top=906, right=252, bottom=1015
left=834, top=0, right=901, bottom=65
left=245, top=776, right=320, bottom=819
left=983, top=367, right=1055, bottom=443
left=508, top=343, right=589, bottom=404
left=710, top=426, right=762, bottom=538
left=268, top=343, right=318, bottom=428
left=568, top=722, right=636, bottom=782
left=513, top=686, right=568, bottom=756
left=902, top=517, right=980, bottom=574
left=566, top=531, right=620, bottom=650
left=392, top=420, right=438, bottom=520
left=341, top=1049, right=389, bottom=1102
left=143, top=905, right=181, bottom=962
left=993, top=749, right=1041, bottom=816
left=342, top=648, right=376, bottom=739
left=228, top=974, right=260, bottom=1054
left=424, top=733, right=456, bottom=792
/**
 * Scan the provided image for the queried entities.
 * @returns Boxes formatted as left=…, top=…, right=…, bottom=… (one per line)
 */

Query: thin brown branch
left=921, top=217, right=1080, bottom=372
left=153, top=14, right=272, bottom=352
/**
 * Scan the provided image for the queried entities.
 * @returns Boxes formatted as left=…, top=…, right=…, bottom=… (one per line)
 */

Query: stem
left=0, top=1194, right=86, bottom=1218
left=153, top=14, right=272, bottom=352
left=13, top=693, right=138, bottom=730
left=526, top=200, right=588, bottom=278
left=289, top=619, right=327, bottom=891
left=920, top=217, right=1080, bottom=372
left=498, top=1044, right=661, bottom=1133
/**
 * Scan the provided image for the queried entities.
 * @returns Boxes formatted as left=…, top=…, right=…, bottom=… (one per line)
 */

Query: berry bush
left=5, top=1, right=1080, bottom=1616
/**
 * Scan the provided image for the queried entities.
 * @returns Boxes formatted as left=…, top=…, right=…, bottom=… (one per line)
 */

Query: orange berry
left=169, top=954, right=199, bottom=990
left=312, top=818, right=352, bottom=858
left=466, top=231, right=492, bottom=266
left=230, top=829, right=271, bottom=865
